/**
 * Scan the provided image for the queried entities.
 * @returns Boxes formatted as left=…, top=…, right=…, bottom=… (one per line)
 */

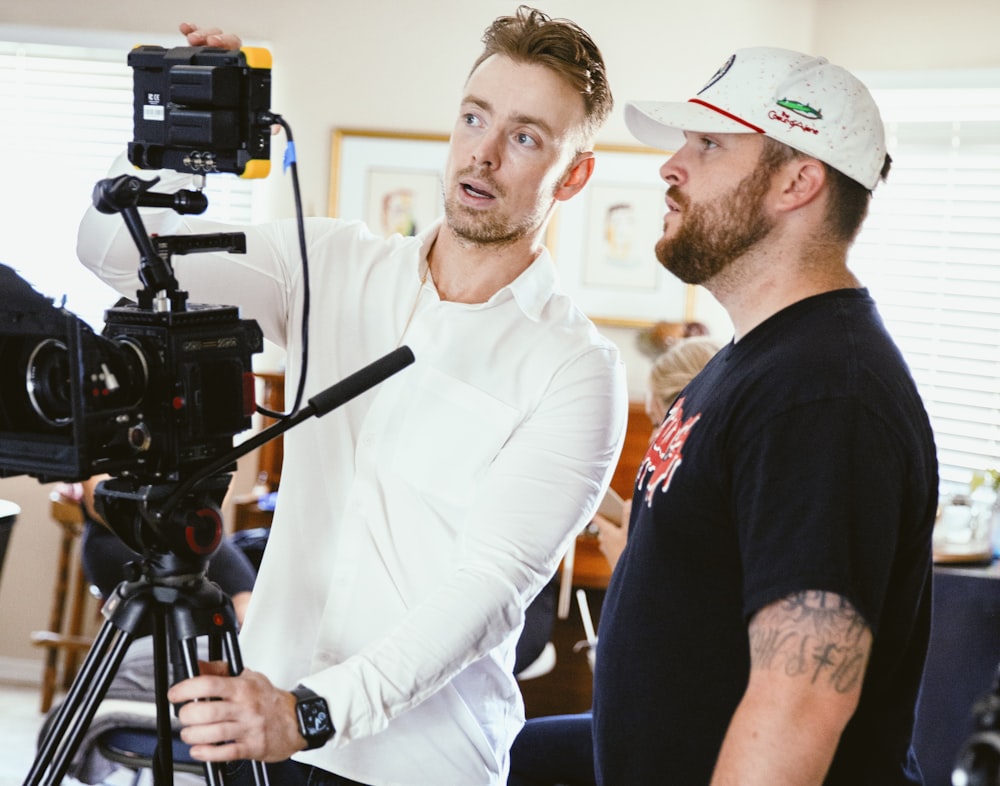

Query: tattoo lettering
left=748, top=591, right=870, bottom=694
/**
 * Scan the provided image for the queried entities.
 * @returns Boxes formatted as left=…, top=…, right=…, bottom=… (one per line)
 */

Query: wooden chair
left=29, top=490, right=96, bottom=713
left=556, top=400, right=649, bottom=618
left=232, top=371, right=284, bottom=531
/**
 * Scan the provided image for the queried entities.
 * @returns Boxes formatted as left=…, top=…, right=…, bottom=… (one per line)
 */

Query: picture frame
left=547, top=143, right=692, bottom=327
left=328, top=128, right=448, bottom=237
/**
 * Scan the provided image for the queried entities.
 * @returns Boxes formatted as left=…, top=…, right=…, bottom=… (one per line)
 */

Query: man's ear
left=554, top=152, right=595, bottom=203
left=775, top=157, right=826, bottom=212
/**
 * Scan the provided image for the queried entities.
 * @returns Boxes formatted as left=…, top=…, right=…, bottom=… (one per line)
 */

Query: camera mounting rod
left=92, top=174, right=245, bottom=312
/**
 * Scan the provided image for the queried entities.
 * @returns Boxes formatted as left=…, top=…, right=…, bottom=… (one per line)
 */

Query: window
left=849, top=72, right=1000, bottom=491
left=0, top=33, right=260, bottom=329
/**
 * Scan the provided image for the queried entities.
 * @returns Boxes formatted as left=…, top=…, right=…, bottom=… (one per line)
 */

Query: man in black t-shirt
left=593, top=47, right=938, bottom=784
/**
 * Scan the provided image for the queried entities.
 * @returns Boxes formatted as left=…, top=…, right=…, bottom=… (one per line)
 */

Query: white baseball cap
left=625, top=47, right=887, bottom=190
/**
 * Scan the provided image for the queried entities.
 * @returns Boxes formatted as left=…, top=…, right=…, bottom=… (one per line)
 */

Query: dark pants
left=226, top=759, right=370, bottom=786
left=508, top=712, right=596, bottom=786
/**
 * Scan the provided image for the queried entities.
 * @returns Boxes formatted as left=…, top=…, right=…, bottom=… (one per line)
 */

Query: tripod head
left=95, top=473, right=230, bottom=580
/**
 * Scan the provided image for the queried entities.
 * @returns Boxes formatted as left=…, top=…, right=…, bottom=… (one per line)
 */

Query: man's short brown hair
left=760, top=136, right=892, bottom=244
left=470, top=5, right=613, bottom=149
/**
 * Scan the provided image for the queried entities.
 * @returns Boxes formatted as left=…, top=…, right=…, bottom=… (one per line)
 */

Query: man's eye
left=515, top=132, right=537, bottom=147
left=463, top=113, right=482, bottom=128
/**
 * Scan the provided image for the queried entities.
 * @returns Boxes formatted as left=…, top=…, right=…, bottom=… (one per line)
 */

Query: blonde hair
left=648, top=336, right=719, bottom=410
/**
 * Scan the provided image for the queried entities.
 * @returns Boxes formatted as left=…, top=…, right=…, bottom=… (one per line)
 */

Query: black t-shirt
left=593, top=289, right=938, bottom=785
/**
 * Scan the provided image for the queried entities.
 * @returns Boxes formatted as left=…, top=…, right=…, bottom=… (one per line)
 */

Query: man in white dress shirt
left=77, top=7, right=627, bottom=785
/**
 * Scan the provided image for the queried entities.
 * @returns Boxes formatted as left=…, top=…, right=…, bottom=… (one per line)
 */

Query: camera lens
left=26, top=338, right=72, bottom=427
left=23, top=335, right=149, bottom=429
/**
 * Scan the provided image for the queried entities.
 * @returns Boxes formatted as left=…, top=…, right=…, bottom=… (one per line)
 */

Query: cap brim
left=625, top=100, right=758, bottom=152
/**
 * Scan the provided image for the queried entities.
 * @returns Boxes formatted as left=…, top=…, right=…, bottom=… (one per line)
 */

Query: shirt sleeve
left=734, top=398, right=907, bottom=633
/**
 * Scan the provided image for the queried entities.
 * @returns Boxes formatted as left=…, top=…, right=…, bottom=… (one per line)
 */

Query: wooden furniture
left=609, top=401, right=652, bottom=503
left=30, top=491, right=96, bottom=713
left=232, top=371, right=285, bottom=531
left=558, top=401, right=651, bottom=616
left=579, top=399, right=652, bottom=589
left=568, top=532, right=614, bottom=590
left=251, top=371, right=285, bottom=491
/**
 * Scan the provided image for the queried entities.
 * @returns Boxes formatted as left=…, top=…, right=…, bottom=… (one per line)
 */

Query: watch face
left=299, top=697, right=331, bottom=736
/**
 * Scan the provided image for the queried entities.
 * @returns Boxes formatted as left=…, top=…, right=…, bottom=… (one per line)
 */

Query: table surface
left=934, top=555, right=1000, bottom=578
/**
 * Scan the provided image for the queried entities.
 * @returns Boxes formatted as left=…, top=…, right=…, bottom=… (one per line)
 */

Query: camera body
left=0, top=263, right=262, bottom=484
left=128, top=45, right=272, bottom=178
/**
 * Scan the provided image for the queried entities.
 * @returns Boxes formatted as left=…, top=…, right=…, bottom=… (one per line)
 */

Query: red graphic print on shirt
left=637, top=397, right=701, bottom=506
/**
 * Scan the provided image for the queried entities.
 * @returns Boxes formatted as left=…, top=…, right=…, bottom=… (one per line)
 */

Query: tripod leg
left=150, top=610, right=174, bottom=786
left=173, top=633, right=224, bottom=786
left=24, top=619, right=136, bottom=786
left=219, top=628, right=270, bottom=786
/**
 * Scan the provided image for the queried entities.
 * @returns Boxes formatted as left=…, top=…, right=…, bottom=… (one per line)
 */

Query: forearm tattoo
left=748, top=591, right=871, bottom=694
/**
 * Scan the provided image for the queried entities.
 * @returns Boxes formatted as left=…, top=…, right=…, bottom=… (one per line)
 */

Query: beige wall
left=1, top=0, right=998, bottom=677
left=1, top=0, right=994, bottom=219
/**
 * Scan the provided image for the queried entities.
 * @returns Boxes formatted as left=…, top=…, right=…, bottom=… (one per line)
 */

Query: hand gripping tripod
left=24, top=346, right=415, bottom=786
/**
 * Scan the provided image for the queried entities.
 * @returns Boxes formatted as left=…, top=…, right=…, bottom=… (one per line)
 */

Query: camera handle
left=23, top=345, right=414, bottom=786
left=92, top=174, right=229, bottom=311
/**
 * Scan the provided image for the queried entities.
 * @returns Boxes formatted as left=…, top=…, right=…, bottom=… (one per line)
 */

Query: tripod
left=22, top=344, right=415, bottom=786
left=24, top=473, right=269, bottom=786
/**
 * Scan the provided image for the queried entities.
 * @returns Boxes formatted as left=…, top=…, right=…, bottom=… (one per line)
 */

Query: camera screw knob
left=128, top=422, right=152, bottom=452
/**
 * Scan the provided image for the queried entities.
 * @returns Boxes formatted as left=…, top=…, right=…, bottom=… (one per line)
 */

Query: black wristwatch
left=291, top=685, right=335, bottom=750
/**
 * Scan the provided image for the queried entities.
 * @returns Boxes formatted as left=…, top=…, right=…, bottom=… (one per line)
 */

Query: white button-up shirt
left=77, top=165, right=628, bottom=785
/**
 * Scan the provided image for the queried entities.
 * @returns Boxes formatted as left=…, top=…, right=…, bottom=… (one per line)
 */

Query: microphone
left=309, top=345, right=415, bottom=417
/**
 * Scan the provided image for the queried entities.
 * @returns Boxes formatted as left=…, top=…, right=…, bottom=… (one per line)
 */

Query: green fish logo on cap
left=776, top=98, right=823, bottom=120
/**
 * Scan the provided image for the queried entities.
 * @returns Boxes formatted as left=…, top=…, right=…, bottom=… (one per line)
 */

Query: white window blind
left=0, top=37, right=258, bottom=329
left=849, top=77, right=1000, bottom=491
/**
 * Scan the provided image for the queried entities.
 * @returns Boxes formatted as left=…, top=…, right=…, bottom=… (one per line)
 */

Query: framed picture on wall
left=328, top=128, right=448, bottom=237
left=547, top=143, right=691, bottom=326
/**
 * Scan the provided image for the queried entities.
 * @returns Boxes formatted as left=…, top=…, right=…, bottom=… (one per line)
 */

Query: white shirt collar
left=416, top=219, right=557, bottom=322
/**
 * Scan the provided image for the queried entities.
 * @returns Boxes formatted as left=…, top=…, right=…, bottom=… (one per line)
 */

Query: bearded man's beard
left=655, top=170, right=776, bottom=286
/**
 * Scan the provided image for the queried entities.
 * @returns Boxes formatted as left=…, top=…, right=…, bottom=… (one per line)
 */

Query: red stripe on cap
left=688, top=98, right=765, bottom=133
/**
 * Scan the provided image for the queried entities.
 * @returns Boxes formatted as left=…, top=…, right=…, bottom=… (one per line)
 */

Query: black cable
left=254, top=114, right=310, bottom=420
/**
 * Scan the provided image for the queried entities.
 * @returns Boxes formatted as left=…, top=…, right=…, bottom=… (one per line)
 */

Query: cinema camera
left=0, top=259, right=262, bottom=485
